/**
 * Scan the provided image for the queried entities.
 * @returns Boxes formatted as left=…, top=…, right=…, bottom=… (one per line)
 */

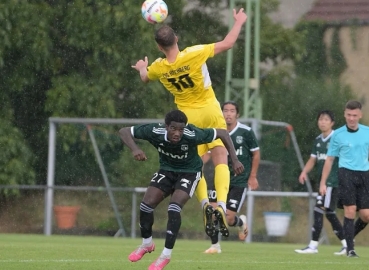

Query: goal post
left=45, top=117, right=317, bottom=242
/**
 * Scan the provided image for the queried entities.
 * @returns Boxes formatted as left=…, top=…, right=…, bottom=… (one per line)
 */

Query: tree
left=0, top=0, right=305, bottom=188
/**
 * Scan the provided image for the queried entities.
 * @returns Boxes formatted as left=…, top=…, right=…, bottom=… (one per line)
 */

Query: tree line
left=0, top=0, right=353, bottom=194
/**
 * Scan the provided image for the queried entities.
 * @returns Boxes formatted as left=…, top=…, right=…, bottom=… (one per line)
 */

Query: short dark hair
left=316, top=110, right=335, bottom=122
left=221, top=101, right=240, bottom=114
left=345, top=100, right=362, bottom=110
left=155, top=25, right=176, bottom=48
left=165, top=110, right=187, bottom=125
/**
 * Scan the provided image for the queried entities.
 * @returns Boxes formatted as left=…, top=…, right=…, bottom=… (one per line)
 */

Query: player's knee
left=359, top=210, right=369, bottom=223
left=344, top=205, right=357, bottom=218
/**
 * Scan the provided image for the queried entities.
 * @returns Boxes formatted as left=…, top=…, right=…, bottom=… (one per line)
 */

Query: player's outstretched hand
left=232, top=160, right=244, bottom=176
left=131, top=56, right=149, bottom=71
left=233, top=8, right=247, bottom=24
left=132, top=149, right=147, bottom=161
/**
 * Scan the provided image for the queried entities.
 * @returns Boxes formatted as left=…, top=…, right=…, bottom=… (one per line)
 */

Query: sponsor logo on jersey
left=158, top=147, right=188, bottom=159
left=317, top=152, right=327, bottom=160
left=236, top=146, right=243, bottom=156
left=236, top=136, right=243, bottom=144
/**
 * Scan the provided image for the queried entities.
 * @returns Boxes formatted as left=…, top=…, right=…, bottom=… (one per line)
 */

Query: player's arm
left=131, top=56, right=150, bottom=83
left=319, top=156, right=335, bottom=195
left=214, top=8, right=247, bottom=55
left=118, top=127, right=147, bottom=161
left=215, top=129, right=244, bottom=175
left=248, top=149, right=260, bottom=190
left=299, top=156, right=316, bottom=184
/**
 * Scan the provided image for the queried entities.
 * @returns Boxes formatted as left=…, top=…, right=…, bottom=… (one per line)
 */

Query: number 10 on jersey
left=167, top=74, right=194, bottom=91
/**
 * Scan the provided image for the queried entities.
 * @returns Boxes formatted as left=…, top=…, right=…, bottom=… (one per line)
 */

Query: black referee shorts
left=338, top=168, right=369, bottom=209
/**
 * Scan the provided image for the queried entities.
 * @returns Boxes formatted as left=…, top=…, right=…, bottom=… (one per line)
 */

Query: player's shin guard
left=326, top=211, right=345, bottom=240
left=214, top=164, right=230, bottom=205
left=354, top=218, right=368, bottom=237
left=165, top=203, right=182, bottom=249
left=140, top=202, right=154, bottom=238
left=343, top=217, right=355, bottom=252
left=312, top=207, right=324, bottom=241
left=195, top=175, right=208, bottom=204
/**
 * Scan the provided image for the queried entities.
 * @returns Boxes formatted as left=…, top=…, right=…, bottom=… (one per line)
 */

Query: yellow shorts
left=181, top=99, right=226, bottom=156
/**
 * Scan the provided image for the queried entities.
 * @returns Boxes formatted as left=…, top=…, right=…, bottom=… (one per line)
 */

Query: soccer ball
left=141, top=0, right=168, bottom=24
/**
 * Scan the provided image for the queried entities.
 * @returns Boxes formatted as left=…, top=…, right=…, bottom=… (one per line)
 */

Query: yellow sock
left=214, top=164, right=230, bottom=204
left=195, top=175, right=208, bottom=203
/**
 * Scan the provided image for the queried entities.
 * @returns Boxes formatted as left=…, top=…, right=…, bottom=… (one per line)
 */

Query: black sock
left=230, top=216, right=243, bottom=227
left=139, top=202, right=154, bottom=239
left=326, top=211, right=345, bottom=240
left=354, top=218, right=368, bottom=237
left=210, top=230, right=219, bottom=244
left=165, top=203, right=182, bottom=249
left=343, top=217, right=355, bottom=251
left=312, top=208, right=324, bottom=241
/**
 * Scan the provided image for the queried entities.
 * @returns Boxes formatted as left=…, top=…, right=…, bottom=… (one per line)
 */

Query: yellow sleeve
left=185, top=44, right=215, bottom=64
left=147, top=58, right=162, bottom=81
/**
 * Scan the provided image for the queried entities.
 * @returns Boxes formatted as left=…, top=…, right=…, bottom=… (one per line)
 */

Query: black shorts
left=149, top=169, right=201, bottom=198
left=207, top=185, right=247, bottom=213
left=316, top=186, right=339, bottom=211
left=338, top=168, right=369, bottom=209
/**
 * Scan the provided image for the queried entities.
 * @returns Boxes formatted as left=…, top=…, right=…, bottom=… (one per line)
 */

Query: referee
left=319, top=100, right=369, bottom=258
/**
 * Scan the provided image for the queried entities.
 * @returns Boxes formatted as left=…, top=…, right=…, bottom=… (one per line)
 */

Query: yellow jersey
left=147, top=44, right=218, bottom=109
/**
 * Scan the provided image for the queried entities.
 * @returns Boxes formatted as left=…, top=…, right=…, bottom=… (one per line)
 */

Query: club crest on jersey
left=316, top=143, right=320, bottom=147
left=236, top=136, right=243, bottom=144
left=180, top=178, right=191, bottom=188
left=181, top=144, right=188, bottom=151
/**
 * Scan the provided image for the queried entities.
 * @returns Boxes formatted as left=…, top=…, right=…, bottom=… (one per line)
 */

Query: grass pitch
left=0, top=234, right=368, bottom=270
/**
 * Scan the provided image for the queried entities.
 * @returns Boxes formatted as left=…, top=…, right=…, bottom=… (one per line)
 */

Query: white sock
left=143, top=236, right=152, bottom=245
left=212, top=243, right=220, bottom=247
left=308, top=240, right=318, bottom=249
left=217, top=202, right=226, bottom=213
left=162, top=248, right=172, bottom=256
left=341, top=239, right=347, bottom=248
left=201, top=199, right=209, bottom=209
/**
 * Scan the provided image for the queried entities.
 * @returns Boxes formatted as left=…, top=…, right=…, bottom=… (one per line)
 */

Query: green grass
left=0, top=234, right=368, bottom=270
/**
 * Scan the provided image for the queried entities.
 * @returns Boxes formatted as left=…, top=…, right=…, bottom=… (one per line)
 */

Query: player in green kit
left=295, top=110, right=347, bottom=255
left=119, top=110, right=243, bottom=270
left=204, top=101, right=260, bottom=254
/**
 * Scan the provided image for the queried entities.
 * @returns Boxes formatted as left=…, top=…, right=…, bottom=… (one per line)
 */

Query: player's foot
left=214, top=206, right=229, bottom=237
left=333, top=246, right=347, bottom=256
left=203, top=202, right=215, bottom=237
left=148, top=253, right=171, bottom=270
left=204, top=244, right=222, bottom=254
left=238, top=214, right=248, bottom=241
left=128, top=241, right=155, bottom=262
left=294, top=246, right=318, bottom=254
left=347, top=250, right=359, bottom=258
